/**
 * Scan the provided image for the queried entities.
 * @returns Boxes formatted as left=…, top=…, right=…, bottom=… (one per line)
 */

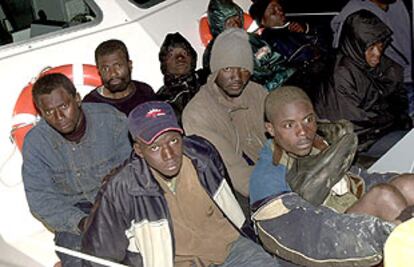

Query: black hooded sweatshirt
left=157, top=32, right=207, bottom=125
left=314, top=10, right=410, bottom=151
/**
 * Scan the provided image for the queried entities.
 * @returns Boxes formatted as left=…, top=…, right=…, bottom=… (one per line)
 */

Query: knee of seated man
left=390, top=173, right=414, bottom=188
left=369, top=183, right=406, bottom=205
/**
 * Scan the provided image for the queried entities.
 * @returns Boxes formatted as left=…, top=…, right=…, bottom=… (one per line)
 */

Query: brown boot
left=287, top=121, right=358, bottom=206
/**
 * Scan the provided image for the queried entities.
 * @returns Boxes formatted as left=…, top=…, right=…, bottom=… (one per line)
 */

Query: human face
left=365, top=42, right=385, bottom=68
left=165, top=47, right=192, bottom=77
left=97, top=50, right=133, bottom=93
left=215, top=67, right=251, bottom=100
left=37, top=87, right=82, bottom=134
left=134, top=131, right=183, bottom=179
left=262, top=0, right=286, bottom=28
left=224, top=15, right=243, bottom=30
left=265, top=100, right=317, bottom=157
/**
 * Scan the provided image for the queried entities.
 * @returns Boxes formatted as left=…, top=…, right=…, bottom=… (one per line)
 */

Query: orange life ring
left=11, top=64, right=102, bottom=152
left=199, top=12, right=255, bottom=47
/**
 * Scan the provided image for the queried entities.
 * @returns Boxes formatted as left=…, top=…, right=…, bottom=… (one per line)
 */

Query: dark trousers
left=55, top=231, right=82, bottom=267
left=55, top=201, right=93, bottom=266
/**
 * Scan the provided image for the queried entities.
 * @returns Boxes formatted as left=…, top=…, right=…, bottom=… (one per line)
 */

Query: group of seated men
left=22, top=0, right=414, bottom=266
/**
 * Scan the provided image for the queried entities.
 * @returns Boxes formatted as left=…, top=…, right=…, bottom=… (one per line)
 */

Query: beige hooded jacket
left=183, top=71, right=267, bottom=197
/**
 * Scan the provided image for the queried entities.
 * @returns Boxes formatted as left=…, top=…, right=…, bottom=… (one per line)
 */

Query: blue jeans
left=212, top=236, right=280, bottom=267
left=55, top=202, right=92, bottom=266
left=55, top=231, right=82, bottom=267
left=349, top=165, right=396, bottom=191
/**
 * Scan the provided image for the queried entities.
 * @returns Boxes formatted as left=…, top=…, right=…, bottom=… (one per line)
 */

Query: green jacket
left=203, top=0, right=295, bottom=91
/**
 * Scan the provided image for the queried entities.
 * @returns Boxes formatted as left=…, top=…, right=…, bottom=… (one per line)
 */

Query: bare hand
left=288, top=22, right=306, bottom=33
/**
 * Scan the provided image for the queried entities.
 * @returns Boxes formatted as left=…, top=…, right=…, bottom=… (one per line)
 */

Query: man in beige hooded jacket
left=183, top=28, right=267, bottom=200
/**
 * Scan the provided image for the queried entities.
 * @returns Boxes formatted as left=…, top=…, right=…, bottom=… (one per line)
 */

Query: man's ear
left=265, top=122, right=275, bottom=137
left=75, top=93, right=81, bottom=107
left=128, top=60, right=133, bottom=71
left=133, top=141, right=144, bottom=158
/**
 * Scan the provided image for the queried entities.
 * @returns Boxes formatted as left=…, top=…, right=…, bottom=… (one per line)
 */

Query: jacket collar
left=127, top=136, right=209, bottom=196
left=205, top=71, right=250, bottom=111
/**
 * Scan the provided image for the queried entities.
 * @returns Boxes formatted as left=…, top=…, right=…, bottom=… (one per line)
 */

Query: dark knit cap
left=159, top=32, right=197, bottom=75
left=249, top=0, right=271, bottom=25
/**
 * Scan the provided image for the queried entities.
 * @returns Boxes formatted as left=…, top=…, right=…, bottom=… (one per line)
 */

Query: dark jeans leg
left=54, top=231, right=82, bottom=267
left=349, top=166, right=397, bottom=191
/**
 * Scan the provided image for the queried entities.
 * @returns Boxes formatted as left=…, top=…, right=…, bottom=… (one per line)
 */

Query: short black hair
left=265, top=86, right=312, bottom=122
left=32, top=73, right=77, bottom=107
left=95, top=39, right=130, bottom=64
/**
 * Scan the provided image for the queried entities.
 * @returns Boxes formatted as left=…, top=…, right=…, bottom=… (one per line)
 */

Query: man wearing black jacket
left=82, top=101, right=280, bottom=267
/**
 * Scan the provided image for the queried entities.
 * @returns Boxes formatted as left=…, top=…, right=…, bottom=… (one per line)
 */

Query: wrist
left=304, top=23, right=310, bottom=34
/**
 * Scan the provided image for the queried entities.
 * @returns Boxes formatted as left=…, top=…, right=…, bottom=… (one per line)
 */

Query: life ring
left=199, top=12, right=256, bottom=47
left=11, top=64, right=102, bottom=152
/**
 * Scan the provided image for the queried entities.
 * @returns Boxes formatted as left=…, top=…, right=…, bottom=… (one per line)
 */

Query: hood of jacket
left=159, top=32, right=197, bottom=77
left=208, top=0, right=244, bottom=38
left=339, top=10, right=392, bottom=71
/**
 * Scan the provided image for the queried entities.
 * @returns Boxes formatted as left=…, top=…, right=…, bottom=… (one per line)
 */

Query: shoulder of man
left=335, top=55, right=359, bottom=74
left=83, top=102, right=127, bottom=120
left=132, top=80, right=155, bottom=93
left=82, top=88, right=100, bottom=102
left=22, top=118, right=53, bottom=152
left=381, top=55, right=404, bottom=73
left=183, top=135, right=217, bottom=155
left=243, top=81, right=268, bottom=99
left=97, top=155, right=161, bottom=202
left=95, top=158, right=133, bottom=200
left=182, top=83, right=213, bottom=117
left=183, top=135, right=225, bottom=175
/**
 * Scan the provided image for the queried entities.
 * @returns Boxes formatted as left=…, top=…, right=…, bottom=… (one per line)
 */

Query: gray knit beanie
left=210, top=28, right=253, bottom=73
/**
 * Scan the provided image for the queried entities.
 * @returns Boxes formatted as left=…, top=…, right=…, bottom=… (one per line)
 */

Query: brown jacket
left=183, top=73, right=267, bottom=196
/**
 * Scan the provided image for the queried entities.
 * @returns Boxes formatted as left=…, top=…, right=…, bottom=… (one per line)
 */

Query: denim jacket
left=22, top=103, right=131, bottom=234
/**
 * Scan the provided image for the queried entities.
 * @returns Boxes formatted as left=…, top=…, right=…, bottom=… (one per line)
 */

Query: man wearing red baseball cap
left=82, top=101, right=280, bottom=267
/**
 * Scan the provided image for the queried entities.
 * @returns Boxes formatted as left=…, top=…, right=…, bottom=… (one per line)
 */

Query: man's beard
left=105, top=78, right=130, bottom=93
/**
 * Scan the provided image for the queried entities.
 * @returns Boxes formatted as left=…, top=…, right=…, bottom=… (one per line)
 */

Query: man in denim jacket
left=22, top=73, right=131, bottom=266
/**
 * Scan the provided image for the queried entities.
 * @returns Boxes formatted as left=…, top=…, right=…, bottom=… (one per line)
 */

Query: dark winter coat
left=259, top=26, right=334, bottom=93
left=157, top=71, right=206, bottom=124
left=157, top=33, right=207, bottom=124
left=314, top=10, right=411, bottom=151
left=81, top=135, right=247, bottom=267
